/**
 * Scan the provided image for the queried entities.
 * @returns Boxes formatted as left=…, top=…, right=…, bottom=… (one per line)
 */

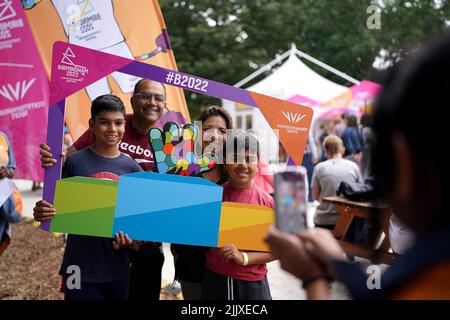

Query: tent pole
left=234, top=49, right=292, bottom=88
left=296, top=49, right=360, bottom=85
left=233, top=43, right=360, bottom=88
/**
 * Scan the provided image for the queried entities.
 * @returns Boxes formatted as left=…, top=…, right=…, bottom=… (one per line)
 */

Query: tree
left=160, top=0, right=450, bottom=119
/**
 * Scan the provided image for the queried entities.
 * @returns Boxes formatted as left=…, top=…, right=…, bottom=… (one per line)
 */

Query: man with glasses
left=69, top=79, right=172, bottom=171
left=39, top=79, right=185, bottom=300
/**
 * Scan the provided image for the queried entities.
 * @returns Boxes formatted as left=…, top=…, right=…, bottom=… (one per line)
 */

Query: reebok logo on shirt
left=120, top=142, right=153, bottom=158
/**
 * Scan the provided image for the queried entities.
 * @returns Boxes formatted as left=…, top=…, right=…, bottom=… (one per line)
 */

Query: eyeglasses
left=134, top=93, right=166, bottom=103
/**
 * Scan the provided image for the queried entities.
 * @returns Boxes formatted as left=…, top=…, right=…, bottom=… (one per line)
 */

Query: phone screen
left=274, top=167, right=308, bottom=234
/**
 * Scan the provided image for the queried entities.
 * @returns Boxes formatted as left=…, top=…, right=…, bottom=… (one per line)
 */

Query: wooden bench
left=322, top=196, right=395, bottom=264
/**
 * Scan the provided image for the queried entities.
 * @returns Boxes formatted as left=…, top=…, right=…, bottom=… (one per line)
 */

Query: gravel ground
left=0, top=220, right=65, bottom=300
left=0, top=220, right=178, bottom=300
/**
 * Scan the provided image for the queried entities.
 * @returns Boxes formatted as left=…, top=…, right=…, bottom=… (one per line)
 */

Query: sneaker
left=164, top=281, right=182, bottom=295
left=31, top=181, right=42, bottom=191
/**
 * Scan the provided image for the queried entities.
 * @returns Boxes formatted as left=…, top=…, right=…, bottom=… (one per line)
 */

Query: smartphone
left=274, top=166, right=308, bottom=234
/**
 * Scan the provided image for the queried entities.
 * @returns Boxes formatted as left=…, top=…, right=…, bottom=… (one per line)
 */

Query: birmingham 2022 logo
left=57, top=47, right=89, bottom=83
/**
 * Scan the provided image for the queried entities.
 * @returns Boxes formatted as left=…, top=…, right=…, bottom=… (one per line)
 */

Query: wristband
left=302, top=274, right=331, bottom=289
left=242, top=252, right=249, bottom=266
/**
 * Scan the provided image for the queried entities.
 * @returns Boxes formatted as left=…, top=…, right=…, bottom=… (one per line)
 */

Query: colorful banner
left=41, top=41, right=313, bottom=233
left=287, top=94, right=319, bottom=107
left=0, top=0, right=48, bottom=181
left=320, top=89, right=353, bottom=110
left=350, top=80, right=381, bottom=114
left=51, top=173, right=272, bottom=251
left=22, top=0, right=190, bottom=140
left=317, top=80, right=381, bottom=118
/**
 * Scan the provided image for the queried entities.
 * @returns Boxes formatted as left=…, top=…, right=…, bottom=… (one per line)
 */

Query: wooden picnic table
left=322, top=196, right=395, bottom=264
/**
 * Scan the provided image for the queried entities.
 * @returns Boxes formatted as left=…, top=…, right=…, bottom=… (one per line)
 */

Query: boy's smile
left=89, top=111, right=125, bottom=147
left=235, top=168, right=249, bottom=178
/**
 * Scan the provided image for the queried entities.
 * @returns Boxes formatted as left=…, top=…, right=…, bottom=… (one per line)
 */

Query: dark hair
left=360, top=113, right=372, bottom=128
left=345, top=114, right=358, bottom=128
left=197, top=105, right=233, bottom=129
left=133, top=79, right=166, bottom=96
left=371, top=34, right=450, bottom=228
left=224, top=130, right=260, bottom=163
left=91, top=94, right=125, bottom=120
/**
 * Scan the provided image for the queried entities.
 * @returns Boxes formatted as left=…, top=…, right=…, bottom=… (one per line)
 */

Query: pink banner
left=287, top=94, right=319, bottom=107
left=351, top=80, right=381, bottom=101
left=350, top=80, right=381, bottom=112
left=0, top=0, right=48, bottom=181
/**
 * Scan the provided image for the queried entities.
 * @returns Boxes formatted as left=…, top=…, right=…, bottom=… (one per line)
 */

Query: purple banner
left=118, top=61, right=256, bottom=107
left=41, top=99, right=65, bottom=231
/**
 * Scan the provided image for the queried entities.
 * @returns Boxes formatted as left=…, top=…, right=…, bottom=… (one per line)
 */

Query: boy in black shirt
left=33, top=95, right=142, bottom=300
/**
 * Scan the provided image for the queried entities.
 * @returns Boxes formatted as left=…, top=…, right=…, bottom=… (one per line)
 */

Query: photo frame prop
left=149, top=122, right=216, bottom=176
left=51, top=172, right=272, bottom=251
left=42, top=41, right=312, bottom=247
left=51, top=177, right=118, bottom=237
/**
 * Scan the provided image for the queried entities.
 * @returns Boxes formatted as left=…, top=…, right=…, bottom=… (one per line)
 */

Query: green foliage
left=160, top=0, right=450, bottom=119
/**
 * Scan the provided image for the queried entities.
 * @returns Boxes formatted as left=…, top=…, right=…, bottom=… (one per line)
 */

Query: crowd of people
left=2, top=33, right=450, bottom=300
left=265, top=34, right=450, bottom=299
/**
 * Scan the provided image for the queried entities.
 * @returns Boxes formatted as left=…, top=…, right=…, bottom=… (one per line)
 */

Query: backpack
left=336, top=181, right=375, bottom=202
left=0, top=187, right=23, bottom=256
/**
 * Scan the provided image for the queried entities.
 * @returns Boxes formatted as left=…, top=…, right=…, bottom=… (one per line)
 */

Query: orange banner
left=22, top=0, right=190, bottom=140
left=251, top=92, right=313, bottom=165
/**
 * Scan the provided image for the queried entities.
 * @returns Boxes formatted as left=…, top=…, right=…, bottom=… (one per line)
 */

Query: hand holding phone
left=274, top=166, right=308, bottom=234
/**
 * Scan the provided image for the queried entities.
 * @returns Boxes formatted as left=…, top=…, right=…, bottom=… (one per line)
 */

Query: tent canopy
left=222, top=44, right=361, bottom=161
left=245, top=53, right=348, bottom=103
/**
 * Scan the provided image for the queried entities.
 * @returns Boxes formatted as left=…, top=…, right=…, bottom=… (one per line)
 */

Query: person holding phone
left=264, top=34, right=450, bottom=299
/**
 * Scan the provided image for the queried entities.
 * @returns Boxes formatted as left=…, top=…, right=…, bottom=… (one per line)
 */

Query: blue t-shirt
left=59, top=147, right=142, bottom=283
left=341, top=127, right=364, bottom=156
left=0, top=131, right=19, bottom=241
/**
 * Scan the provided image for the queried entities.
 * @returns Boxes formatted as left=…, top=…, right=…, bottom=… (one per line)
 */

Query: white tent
left=222, top=44, right=358, bottom=161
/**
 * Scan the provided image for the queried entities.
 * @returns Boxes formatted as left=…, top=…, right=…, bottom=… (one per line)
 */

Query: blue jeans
left=302, top=153, right=314, bottom=202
